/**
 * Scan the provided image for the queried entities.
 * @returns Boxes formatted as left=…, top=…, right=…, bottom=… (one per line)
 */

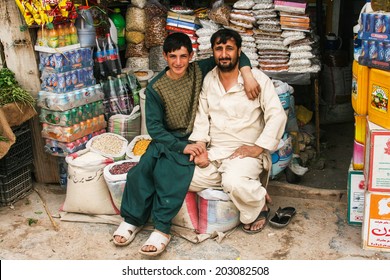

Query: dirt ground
left=1, top=182, right=389, bottom=261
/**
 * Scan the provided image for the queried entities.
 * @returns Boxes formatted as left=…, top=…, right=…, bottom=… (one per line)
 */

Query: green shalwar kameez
left=120, top=55, right=252, bottom=234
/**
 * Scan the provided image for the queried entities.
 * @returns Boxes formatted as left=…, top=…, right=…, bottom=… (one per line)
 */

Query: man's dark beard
left=218, top=59, right=238, bottom=72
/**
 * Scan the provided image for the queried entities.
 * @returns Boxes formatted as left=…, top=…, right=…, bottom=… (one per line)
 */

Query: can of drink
left=77, top=68, right=85, bottom=85
left=54, top=53, right=64, bottom=70
left=71, top=70, right=78, bottom=86
left=69, top=50, right=76, bottom=67
left=84, top=48, right=93, bottom=62
left=49, top=54, right=56, bottom=68
left=57, top=73, right=66, bottom=90
left=361, top=13, right=369, bottom=32
left=75, top=49, right=82, bottom=65
left=65, top=71, right=72, bottom=88
left=383, top=14, right=390, bottom=34
left=378, top=41, right=385, bottom=61
left=60, top=110, right=72, bottom=126
left=384, top=41, right=390, bottom=62
left=375, top=14, right=385, bottom=33
left=368, top=13, right=376, bottom=33
left=73, top=90, right=82, bottom=106
left=369, top=40, right=378, bottom=60
left=84, top=103, right=93, bottom=119
left=71, top=107, right=79, bottom=124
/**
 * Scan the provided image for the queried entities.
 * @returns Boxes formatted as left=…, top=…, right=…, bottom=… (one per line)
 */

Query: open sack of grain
left=126, top=134, right=152, bottom=161
left=86, top=133, right=128, bottom=161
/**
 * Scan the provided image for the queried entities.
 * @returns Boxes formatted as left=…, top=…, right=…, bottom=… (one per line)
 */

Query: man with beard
left=188, top=29, right=287, bottom=234
left=112, top=32, right=261, bottom=256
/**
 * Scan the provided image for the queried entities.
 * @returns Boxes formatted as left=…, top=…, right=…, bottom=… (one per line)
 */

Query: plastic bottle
left=95, top=37, right=107, bottom=80
left=64, top=23, right=72, bottom=46
left=36, top=27, right=48, bottom=47
left=69, top=22, right=79, bottom=45
left=109, top=8, right=126, bottom=50
left=58, top=24, right=66, bottom=47
left=126, top=73, right=141, bottom=106
left=105, top=33, right=122, bottom=76
left=107, top=75, right=120, bottom=115
left=116, top=74, right=130, bottom=114
left=47, top=26, right=59, bottom=48
left=58, top=157, right=68, bottom=189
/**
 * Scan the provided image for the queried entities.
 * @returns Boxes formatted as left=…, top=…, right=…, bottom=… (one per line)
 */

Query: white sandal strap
left=143, top=232, right=170, bottom=250
left=113, top=221, right=137, bottom=238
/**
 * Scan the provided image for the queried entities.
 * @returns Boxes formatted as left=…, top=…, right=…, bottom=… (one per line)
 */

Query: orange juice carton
left=362, top=191, right=390, bottom=252
left=347, top=161, right=365, bottom=225
left=364, top=119, right=390, bottom=192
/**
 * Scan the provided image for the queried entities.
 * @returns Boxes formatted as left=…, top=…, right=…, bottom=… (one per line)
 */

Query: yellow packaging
left=354, top=114, right=367, bottom=144
left=352, top=60, right=369, bottom=115
left=368, top=68, right=390, bottom=129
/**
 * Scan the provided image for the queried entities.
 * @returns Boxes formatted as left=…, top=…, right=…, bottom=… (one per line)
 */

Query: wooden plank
left=0, top=1, right=59, bottom=183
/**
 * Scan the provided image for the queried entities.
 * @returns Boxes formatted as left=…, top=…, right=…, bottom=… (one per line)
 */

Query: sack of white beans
left=86, top=133, right=128, bottom=161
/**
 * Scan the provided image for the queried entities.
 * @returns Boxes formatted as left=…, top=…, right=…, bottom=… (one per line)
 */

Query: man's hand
left=194, top=151, right=210, bottom=168
left=241, top=67, right=261, bottom=100
left=184, top=142, right=207, bottom=161
left=229, top=145, right=264, bottom=159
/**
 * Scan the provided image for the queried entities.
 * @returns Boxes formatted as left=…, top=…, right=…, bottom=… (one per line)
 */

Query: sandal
left=139, top=231, right=171, bottom=257
left=241, top=208, right=270, bottom=234
left=112, top=221, right=142, bottom=247
left=269, top=207, right=296, bottom=228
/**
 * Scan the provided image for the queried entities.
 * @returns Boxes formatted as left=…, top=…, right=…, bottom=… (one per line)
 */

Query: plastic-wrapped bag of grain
left=108, top=106, right=141, bottom=142
left=126, top=6, right=146, bottom=32
left=131, top=0, right=147, bottom=9
left=103, top=159, right=138, bottom=210
left=149, top=45, right=167, bottom=72
left=125, top=31, right=145, bottom=44
left=125, top=41, right=149, bottom=58
left=125, top=57, right=149, bottom=71
left=197, top=189, right=240, bottom=234
left=61, top=149, right=118, bottom=215
left=172, top=192, right=199, bottom=231
left=145, top=16, right=167, bottom=48
left=86, top=133, right=128, bottom=161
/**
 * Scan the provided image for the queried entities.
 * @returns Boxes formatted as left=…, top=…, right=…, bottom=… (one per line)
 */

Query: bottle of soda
left=69, top=22, right=79, bottom=45
left=64, top=23, right=72, bottom=46
left=126, top=73, right=141, bottom=106
left=58, top=157, right=68, bottom=189
left=47, top=26, right=59, bottom=48
left=107, top=75, right=120, bottom=115
left=105, top=33, right=122, bottom=76
left=120, top=73, right=134, bottom=111
left=116, top=74, right=130, bottom=114
left=95, top=37, right=107, bottom=80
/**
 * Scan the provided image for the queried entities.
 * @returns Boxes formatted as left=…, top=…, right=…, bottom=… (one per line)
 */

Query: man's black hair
left=163, top=32, right=193, bottom=55
left=210, top=29, right=242, bottom=49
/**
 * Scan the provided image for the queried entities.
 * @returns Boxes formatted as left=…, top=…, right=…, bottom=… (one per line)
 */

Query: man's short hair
left=163, top=32, right=193, bottom=55
left=210, top=29, right=242, bottom=49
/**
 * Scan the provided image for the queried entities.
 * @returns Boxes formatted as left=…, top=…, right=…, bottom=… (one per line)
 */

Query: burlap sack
left=1, top=102, right=37, bottom=127
left=0, top=109, right=16, bottom=159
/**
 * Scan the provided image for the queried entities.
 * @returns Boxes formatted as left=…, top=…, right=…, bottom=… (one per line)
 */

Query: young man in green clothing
left=113, top=32, right=260, bottom=256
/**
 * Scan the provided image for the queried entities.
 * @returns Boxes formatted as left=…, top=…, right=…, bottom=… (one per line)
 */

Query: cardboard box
left=362, top=191, right=390, bottom=252
left=347, top=162, right=365, bottom=225
left=364, top=119, right=390, bottom=192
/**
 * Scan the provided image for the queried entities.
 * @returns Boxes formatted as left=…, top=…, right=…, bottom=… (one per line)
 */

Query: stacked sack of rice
left=125, top=0, right=149, bottom=71
left=196, top=19, right=220, bottom=60
left=252, top=0, right=288, bottom=71
left=227, top=0, right=258, bottom=67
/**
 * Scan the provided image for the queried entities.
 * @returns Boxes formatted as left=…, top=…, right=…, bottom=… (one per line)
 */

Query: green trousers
left=120, top=142, right=195, bottom=234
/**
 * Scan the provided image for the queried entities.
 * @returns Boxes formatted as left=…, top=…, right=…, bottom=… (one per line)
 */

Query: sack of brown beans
left=103, top=159, right=138, bottom=210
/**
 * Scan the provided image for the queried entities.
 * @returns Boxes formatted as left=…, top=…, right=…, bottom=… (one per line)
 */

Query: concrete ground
left=1, top=180, right=389, bottom=261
